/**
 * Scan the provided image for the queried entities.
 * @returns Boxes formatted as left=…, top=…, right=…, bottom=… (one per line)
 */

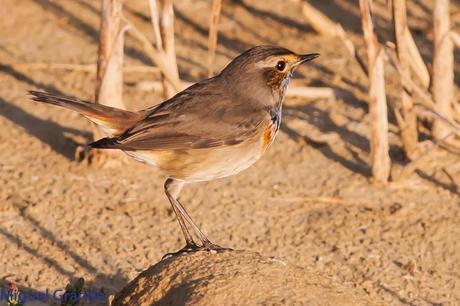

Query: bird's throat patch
left=262, top=111, right=281, bottom=149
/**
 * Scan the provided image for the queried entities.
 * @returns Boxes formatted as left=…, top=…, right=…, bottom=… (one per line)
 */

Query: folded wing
left=90, top=83, right=267, bottom=151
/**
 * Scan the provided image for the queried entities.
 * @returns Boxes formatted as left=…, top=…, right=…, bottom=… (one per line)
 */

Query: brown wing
left=91, top=80, right=268, bottom=150
left=29, top=91, right=142, bottom=136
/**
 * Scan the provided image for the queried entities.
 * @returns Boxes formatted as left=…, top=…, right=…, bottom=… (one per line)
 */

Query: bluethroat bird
left=30, top=45, right=319, bottom=255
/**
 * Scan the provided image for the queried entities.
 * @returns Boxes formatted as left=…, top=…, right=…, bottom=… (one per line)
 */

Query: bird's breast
left=262, top=110, right=281, bottom=150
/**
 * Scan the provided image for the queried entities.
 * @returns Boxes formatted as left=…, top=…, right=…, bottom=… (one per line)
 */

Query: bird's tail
left=88, top=137, right=119, bottom=149
left=29, top=91, right=141, bottom=136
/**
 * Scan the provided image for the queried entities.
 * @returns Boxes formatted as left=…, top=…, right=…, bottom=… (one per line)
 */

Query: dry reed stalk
left=405, top=30, right=430, bottom=88
left=360, top=0, right=391, bottom=183
left=453, top=101, right=460, bottom=123
left=336, top=24, right=368, bottom=76
left=92, top=0, right=127, bottom=163
left=134, top=80, right=191, bottom=92
left=294, top=0, right=338, bottom=36
left=285, top=86, right=335, bottom=101
left=133, top=80, right=335, bottom=103
left=450, top=31, right=460, bottom=48
left=389, top=0, right=429, bottom=88
left=385, top=44, right=433, bottom=107
left=147, top=0, right=180, bottom=98
left=95, top=0, right=125, bottom=110
left=432, top=0, right=454, bottom=142
left=124, top=16, right=182, bottom=91
left=207, top=0, right=223, bottom=77
left=8, top=63, right=160, bottom=74
left=393, top=0, right=418, bottom=159
left=386, top=44, right=460, bottom=135
left=297, top=4, right=368, bottom=76
left=157, top=0, right=179, bottom=98
left=148, top=0, right=163, bottom=50
left=395, top=131, right=455, bottom=181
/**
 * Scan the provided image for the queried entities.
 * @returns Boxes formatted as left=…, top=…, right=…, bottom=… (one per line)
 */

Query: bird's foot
left=161, top=242, right=201, bottom=260
left=161, top=241, right=232, bottom=260
left=201, top=241, right=233, bottom=253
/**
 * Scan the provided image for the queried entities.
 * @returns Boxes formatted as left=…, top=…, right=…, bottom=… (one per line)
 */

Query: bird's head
left=220, top=45, right=319, bottom=104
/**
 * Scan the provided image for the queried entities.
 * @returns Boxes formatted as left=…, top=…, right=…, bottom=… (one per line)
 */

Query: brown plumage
left=29, top=45, right=319, bottom=256
left=29, top=91, right=142, bottom=136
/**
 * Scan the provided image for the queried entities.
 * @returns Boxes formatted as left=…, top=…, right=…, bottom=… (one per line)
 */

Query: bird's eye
left=276, top=61, right=286, bottom=71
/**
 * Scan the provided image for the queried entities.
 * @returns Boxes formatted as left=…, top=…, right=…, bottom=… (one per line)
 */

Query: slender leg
left=163, top=178, right=229, bottom=256
left=164, top=178, right=196, bottom=248
left=172, top=196, right=224, bottom=250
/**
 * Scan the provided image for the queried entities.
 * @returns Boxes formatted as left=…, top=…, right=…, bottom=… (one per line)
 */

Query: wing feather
left=94, top=81, right=268, bottom=151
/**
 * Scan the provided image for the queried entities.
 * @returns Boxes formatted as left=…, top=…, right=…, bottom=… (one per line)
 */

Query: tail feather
left=88, top=137, right=119, bottom=149
left=29, top=91, right=141, bottom=136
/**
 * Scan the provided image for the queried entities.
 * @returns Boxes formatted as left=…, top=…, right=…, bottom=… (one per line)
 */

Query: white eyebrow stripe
left=255, top=56, right=279, bottom=68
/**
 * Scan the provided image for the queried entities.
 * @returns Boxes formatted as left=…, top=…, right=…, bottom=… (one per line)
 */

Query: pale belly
left=125, top=129, right=278, bottom=182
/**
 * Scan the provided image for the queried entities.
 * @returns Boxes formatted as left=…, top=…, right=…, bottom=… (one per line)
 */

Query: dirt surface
left=112, top=250, right=383, bottom=305
left=0, top=0, right=459, bottom=305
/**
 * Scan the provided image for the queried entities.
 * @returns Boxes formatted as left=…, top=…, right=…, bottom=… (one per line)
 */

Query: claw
left=161, top=243, right=201, bottom=260
left=161, top=242, right=232, bottom=260
left=202, top=242, right=233, bottom=253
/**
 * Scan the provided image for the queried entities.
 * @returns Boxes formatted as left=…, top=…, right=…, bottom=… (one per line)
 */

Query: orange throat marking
left=262, top=122, right=277, bottom=150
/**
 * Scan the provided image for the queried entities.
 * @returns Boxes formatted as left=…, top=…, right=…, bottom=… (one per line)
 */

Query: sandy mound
left=112, top=250, right=381, bottom=305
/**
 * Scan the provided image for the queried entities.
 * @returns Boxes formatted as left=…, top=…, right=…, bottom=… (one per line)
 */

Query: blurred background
left=0, top=0, right=459, bottom=305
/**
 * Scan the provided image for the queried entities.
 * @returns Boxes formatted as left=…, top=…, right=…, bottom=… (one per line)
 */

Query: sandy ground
left=0, top=0, right=459, bottom=305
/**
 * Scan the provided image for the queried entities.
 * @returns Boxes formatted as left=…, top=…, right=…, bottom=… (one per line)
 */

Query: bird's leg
left=171, top=193, right=228, bottom=251
left=163, top=178, right=198, bottom=254
left=163, top=178, right=229, bottom=255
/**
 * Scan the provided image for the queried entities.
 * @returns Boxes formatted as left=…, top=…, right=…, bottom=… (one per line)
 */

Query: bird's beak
left=298, top=53, right=320, bottom=64
left=291, top=53, right=320, bottom=71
